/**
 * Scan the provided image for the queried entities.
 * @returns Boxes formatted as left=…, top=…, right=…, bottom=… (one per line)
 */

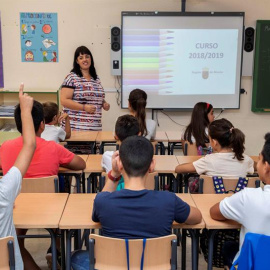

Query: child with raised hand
left=210, top=133, right=270, bottom=268
left=0, top=83, right=36, bottom=270
left=41, top=101, right=71, bottom=142
left=182, top=102, right=214, bottom=149
left=176, top=118, right=254, bottom=178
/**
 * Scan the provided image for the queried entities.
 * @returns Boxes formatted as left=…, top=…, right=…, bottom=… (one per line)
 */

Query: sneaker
left=46, top=247, right=61, bottom=270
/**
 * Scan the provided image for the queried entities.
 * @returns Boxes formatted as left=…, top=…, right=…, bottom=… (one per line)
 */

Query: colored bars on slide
left=122, top=29, right=175, bottom=93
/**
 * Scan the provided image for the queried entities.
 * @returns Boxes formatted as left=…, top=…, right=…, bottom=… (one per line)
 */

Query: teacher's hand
left=84, top=104, right=96, bottom=114
left=103, top=102, right=110, bottom=111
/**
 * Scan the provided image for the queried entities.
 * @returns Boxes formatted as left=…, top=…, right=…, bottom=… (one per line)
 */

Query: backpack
left=200, top=176, right=249, bottom=268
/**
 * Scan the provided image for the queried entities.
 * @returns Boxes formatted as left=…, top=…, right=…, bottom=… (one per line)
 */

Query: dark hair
left=14, top=100, right=44, bottom=133
left=43, top=102, right=59, bottom=124
left=120, top=136, right=153, bottom=177
left=261, top=133, right=270, bottom=164
left=115, top=115, right=140, bottom=142
left=184, top=102, right=213, bottom=147
left=209, top=118, right=245, bottom=161
left=128, top=89, right=147, bottom=137
left=71, top=46, right=97, bottom=80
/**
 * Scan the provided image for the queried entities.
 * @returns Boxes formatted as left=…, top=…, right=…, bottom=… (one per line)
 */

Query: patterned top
left=61, top=72, right=105, bottom=131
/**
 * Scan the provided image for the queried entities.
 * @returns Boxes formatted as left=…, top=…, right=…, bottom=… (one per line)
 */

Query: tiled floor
left=26, top=229, right=220, bottom=270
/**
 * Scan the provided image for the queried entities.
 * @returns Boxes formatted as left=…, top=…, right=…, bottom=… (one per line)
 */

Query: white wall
left=1, top=0, right=269, bottom=154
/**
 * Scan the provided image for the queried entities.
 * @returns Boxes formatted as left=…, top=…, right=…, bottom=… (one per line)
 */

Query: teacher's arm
left=61, top=87, right=96, bottom=113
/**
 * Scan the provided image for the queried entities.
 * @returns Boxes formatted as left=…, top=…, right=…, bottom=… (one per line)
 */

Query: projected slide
left=122, top=29, right=238, bottom=96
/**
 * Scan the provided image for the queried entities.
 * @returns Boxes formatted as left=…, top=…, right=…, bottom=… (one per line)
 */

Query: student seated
left=210, top=133, right=270, bottom=269
left=101, top=114, right=140, bottom=190
left=71, top=136, right=202, bottom=270
left=0, top=84, right=36, bottom=270
left=0, top=99, right=86, bottom=270
left=175, top=118, right=254, bottom=178
left=41, top=101, right=71, bottom=143
left=181, top=102, right=214, bottom=154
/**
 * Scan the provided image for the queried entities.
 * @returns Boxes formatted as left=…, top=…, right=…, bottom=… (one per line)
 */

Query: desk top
left=166, top=131, right=182, bottom=142
left=154, top=155, right=179, bottom=173
left=58, top=155, right=88, bottom=173
left=65, top=131, right=98, bottom=142
left=96, top=131, right=116, bottom=142
left=14, top=193, right=69, bottom=229
left=176, top=155, right=202, bottom=165
left=0, top=131, right=20, bottom=146
left=59, top=193, right=204, bottom=230
left=191, top=194, right=240, bottom=230
left=84, top=154, right=103, bottom=173
left=59, top=194, right=99, bottom=229
left=154, top=131, right=168, bottom=142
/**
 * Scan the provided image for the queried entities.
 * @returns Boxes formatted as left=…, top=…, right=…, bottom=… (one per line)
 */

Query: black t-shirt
left=92, top=189, right=190, bottom=239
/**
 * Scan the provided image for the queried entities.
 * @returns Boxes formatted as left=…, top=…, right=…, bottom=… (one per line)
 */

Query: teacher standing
left=60, top=46, right=110, bottom=131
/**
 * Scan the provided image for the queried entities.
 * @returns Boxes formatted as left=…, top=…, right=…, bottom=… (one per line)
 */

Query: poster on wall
left=20, top=12, right=58, bottom=63
left=0, top=12, right=4, bottom=87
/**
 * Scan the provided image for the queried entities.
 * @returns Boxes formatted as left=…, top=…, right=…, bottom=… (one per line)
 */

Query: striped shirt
left=61, top=72, right=105, bottom=131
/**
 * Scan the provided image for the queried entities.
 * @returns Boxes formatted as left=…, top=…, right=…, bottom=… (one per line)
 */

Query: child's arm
left=14, top=83, right=36, bottom=176
left=58, top=113, right=71, bottom=139
left=210, top=203, right=227, bottom=221
left=175, top=163, right=196, bottom=174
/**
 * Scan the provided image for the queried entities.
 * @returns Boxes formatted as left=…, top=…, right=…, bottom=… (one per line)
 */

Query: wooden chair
left=89, top=234, right=177, bottom=270
left=198, top=175, right=261, bottom=194
left=100, top=172, right=159, bottom=191
left=0, top=236, right=15, bottom=270
left=21, top=175, right=59, bottom=193
left=182, top=140, right=198, bottom=156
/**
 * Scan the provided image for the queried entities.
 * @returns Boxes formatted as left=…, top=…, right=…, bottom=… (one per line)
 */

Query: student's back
left=0, top=136, right=74, bottom=178
left=93, top=189, right=189, bottom=239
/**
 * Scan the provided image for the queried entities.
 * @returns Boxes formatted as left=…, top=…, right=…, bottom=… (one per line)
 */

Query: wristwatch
left=108, top=170, right=121, bottom=182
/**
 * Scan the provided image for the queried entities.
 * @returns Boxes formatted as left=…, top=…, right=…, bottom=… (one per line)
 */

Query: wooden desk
left=154, top=155, right=179, bottom=173
left=14, top=193, right=69, bottom=270
left=153, top=131, right=168, bottom=154
left=59, top=155, right=88, bottom=193
left=0, top=131, right=20, bottom=146
left=166, top=131, right=182, bottom=154
left=65, top=131, right=98, bottom=154
left=84, top=155, right=104, bottom=193
left=60, top=193, right=204, bottom=270
left=96, top=131, right=117, bottom=154
left=154, top=131, right=168, bottom=142
left=176, top=155, right=202, bottom=165
left=191, top=194, right=240, bottom=270
left=65, top=131, right=98, bottom=142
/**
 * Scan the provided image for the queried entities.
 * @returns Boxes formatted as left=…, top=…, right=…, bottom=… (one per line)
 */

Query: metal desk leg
left=75, top=174, right=81, bottom=193
left=60, top=230, right=66, bottom=270
left=66, top=229, right=75, bottom=270
left=82, top=172, right=86, bottom=193
left=208, top=229, right=218, bottom=270
left=181, top=229, right=187, bottom=270
left=99, top=142, right=104, bottom=154
left=47, top=229, right=57, bottom=270
left=188, top=229, right=199, bottom=270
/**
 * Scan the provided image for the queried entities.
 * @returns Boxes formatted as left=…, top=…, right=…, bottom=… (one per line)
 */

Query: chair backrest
left=0, top=236, right=15, bottom=270
left=182, top=140, right=198, bottom=156
left=21, top=175, right=59, bottom=193
left=89, top=234, right=177, bottom=270
left=199, top=175, right=260, bottom=194
left=231, top=232, right=270, bottom=269
left=100, top=172, right=159, bottom=191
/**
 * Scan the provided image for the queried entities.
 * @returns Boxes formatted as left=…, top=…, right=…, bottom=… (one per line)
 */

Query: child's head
left=43, top=102, right=59, bottom=124
left=184, top=102, right=213, bottom=147
left=128, top=89, right=147, bottom=136
left=258, top=133, right=270, bottom=182
left=15, top=100, right=44, bottom=134
left=209, top=118, right=245, bottom=161
left=119, top=135, right=154, bottom=178
left=115, top=115, right=139, bottom=142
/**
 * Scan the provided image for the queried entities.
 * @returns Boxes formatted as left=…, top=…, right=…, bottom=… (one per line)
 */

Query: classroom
left=0, top=0, right=270, bottom=269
